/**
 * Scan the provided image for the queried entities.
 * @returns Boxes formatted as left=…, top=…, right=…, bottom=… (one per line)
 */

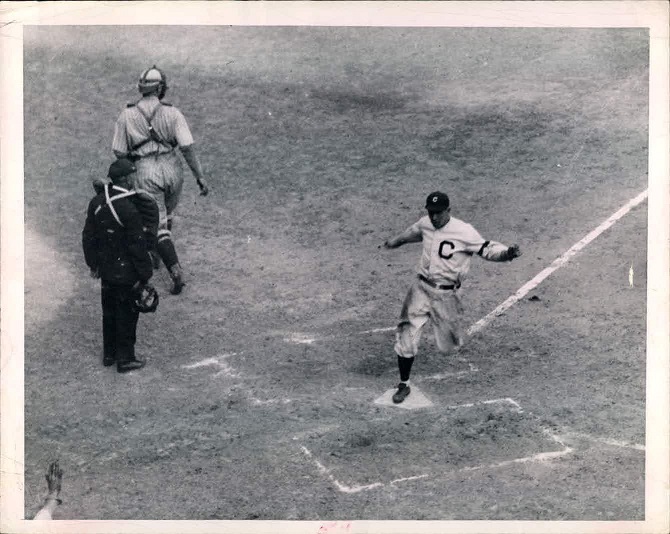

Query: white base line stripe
left=562, top=432, right=645, bottom=451
left=459, top=445, right=573, bottom=472
left=446, top=397, right=523, bottom=413
left=423, top=363, right=479, bottom=380
left=389, top=474, right=430, bottom=485
left=467, top=189, right=648, bottom=336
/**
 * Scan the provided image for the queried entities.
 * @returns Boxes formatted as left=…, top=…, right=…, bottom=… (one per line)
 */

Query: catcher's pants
left=394, top=278, right=464, bottom=359
left=131, top=151, right=184, bottom=236
left=101, top=281, right=140, bottom=363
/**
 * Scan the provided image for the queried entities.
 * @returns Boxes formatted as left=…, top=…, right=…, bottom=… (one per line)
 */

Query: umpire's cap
left=108, top=158, right=137, bottom=181
left=425, top=191, right=450, bottom=212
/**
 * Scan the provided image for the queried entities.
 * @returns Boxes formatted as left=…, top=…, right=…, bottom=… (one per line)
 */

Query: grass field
left=23, top=26, right=648, bottom=520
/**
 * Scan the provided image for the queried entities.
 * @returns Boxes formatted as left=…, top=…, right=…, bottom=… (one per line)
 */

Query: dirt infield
left=23, top=26, right=647, bottom=520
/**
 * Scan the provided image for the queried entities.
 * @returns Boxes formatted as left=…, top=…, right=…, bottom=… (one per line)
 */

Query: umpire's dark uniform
left=82, top=159, right=154, bottom=373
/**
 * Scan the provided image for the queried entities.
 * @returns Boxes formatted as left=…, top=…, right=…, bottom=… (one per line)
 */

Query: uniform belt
left=128, top=151, right=173, bottom=161
left=418, top=274, right=458, bottom=290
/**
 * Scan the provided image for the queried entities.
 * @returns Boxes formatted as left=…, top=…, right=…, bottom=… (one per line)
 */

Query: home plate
left=374, top=385, right=433, bottom=410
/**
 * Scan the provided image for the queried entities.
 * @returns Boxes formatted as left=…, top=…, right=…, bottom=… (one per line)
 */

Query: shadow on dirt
left=425, top=107, right=564, bottom=167
left=309, top=89, right=409, bottom=114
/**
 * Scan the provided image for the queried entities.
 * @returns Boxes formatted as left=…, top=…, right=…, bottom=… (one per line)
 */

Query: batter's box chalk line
left=423, top=362, right=479, bottom=380
left=283, top=332, right=319, bottom=345
left=181, top=353, right=297, bottom=406
left=181, top=352, right=241, bottom=378
left=298, top=398, right=572, bottom=494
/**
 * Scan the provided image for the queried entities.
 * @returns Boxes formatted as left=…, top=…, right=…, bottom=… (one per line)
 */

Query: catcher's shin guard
left=157, top=232, right=185, bottom=294
left=157, top=232, right=179, bottom=270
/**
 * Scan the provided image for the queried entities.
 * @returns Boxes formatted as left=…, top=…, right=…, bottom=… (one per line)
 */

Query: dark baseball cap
left=425, top=191, right=450, bottom=212
left=108, top=158, right=137, bottom=180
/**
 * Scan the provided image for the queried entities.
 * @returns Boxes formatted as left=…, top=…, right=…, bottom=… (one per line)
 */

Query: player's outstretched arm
left=181, top=144, right=209, bottom=196
left=383, top=227, right=422, bottom=249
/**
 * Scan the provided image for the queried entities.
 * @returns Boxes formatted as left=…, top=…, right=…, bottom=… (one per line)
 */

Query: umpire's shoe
left=117, top=359, right=146, bottom=374
left=392, top=383, right=411, bottom=404
left=103, top=355, right=116, bottom=367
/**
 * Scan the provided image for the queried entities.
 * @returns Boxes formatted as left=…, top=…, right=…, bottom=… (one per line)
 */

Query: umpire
left=82, top=158, right=155, bottom=373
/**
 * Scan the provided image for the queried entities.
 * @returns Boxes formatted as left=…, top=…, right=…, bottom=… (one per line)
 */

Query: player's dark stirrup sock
left=157, top=238, right=179, bottom=271
left=398, top=356, right=414, bottom=382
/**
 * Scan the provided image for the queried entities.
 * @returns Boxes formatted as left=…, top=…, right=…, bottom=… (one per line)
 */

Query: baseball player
left=383, top=191, right=522, bottom=403
left=112, top=65, right=209, bottom=295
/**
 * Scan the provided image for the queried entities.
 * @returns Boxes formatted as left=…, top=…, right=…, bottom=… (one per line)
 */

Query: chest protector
left=127, top=102, right=177, bottom=153
left=96, top=186, right=137, bottom=227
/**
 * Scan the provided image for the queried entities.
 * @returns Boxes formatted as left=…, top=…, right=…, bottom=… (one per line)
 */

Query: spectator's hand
left=90, top=268, right=100, bottom=279
left=45, top=461, right=63, bottom=497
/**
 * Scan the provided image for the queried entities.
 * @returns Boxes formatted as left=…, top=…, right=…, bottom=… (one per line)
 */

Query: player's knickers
left=131, top=152, right=184, bottom=233
left=394, top=279, right=464, bottom=358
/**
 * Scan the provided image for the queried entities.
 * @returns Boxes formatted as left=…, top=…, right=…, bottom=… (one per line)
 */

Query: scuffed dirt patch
left=303, top=402, right=565, bottom=486
left=24, top=227, right=77, bottom=331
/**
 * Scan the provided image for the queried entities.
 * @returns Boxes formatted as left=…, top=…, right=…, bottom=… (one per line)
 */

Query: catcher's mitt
left=133, top=283, right=159, bottom=313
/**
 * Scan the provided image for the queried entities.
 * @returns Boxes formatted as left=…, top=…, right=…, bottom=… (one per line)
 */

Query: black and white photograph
left=1, top=2, right=668, bottom=533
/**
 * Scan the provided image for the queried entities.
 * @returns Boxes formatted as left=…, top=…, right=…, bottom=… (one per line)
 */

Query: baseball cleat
left=392, top=383, right=411, bottom=404
left=169, top=264, right=185, bottom=295
left=171, top=278, right=185, bottom=295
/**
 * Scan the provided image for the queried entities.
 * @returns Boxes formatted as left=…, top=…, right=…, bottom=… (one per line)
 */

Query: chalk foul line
left=560, top=431, right=645, bottom=451
left=446, top=397, right=523, bottom=413
left=467, top=189, right=648, bottom=336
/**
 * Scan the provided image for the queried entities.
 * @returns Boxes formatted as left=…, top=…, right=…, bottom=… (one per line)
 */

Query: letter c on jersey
left=438, top=240, right=455, bottom=259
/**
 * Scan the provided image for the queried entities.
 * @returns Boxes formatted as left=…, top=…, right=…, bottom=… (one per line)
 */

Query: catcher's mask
left=133, top=283, right=159, bottom=313
left=137, top=65, right=168, bottom=99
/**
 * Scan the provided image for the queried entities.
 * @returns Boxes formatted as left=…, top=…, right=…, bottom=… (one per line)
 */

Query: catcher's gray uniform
left=112, top=96, right=192, bottom=238
left=111, top=65, right=209, bottom=294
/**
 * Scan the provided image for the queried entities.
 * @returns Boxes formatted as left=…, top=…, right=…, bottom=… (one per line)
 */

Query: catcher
left=83, top=159, right=158, bottom=373
left=112, top=65, right=210, bottom=295
left=383, top=191, right=522, bottom=403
